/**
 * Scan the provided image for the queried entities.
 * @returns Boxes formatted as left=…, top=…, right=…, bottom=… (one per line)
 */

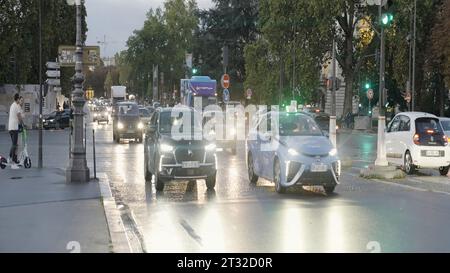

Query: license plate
left=425, top=150, right=441, bottom=157
left=311, top=163, right=327, bottom=172
left=182, top=161, right=199, bottom=169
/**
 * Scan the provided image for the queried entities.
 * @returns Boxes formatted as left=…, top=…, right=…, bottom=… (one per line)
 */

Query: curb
left=97, top=173, right=133, bottom=253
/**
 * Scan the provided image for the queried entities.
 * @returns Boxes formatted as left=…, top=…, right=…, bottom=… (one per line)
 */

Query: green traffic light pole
left=375, top=2, right=388, bottom=167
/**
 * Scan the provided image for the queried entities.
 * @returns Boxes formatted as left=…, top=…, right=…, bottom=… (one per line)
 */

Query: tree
left=0, top=0, right=88, bottom=95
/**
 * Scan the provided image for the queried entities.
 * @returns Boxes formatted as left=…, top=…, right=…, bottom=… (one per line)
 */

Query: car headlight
left=329, top=148, right=337, bottom=156
left=49, top=119, right=55, bottom=123
left=160, top=144, right=174, bottom=153
left=94, top=113, right=98, bottom=117
left=117, top=122, right=124, bottom=130
left=137, top=122, right=144, bottom=129
left=205, top=143, right=216, bottom=151
left=288, top=148, right=299, bottom=156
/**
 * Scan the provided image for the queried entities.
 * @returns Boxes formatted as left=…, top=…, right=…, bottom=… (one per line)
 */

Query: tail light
left=444, top=135, right=449, bottom=146
left=413, top=133, right=420, bottom=145
left=426, top=129, right=434, bottom=134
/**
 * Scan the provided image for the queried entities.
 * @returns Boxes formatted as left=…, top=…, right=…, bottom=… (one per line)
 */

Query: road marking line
left=98, top=173, right=133, bottom=253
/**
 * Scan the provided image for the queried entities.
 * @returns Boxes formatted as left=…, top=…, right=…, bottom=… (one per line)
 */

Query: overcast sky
left=85, top=0, right=214, bottom=58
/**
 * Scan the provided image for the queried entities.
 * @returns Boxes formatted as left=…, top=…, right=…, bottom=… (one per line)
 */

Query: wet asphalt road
left=2, top=120, right=450, bottom=252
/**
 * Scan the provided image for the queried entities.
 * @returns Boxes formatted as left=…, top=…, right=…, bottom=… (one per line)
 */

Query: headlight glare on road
left=118, top=122, right=124, bottom=130
left=160, top=144, right=174, bottom=153
left=138, top=122, right=144, bottom=129
left=288, top=148, right=299, bottom=156
left=329, top=148, right=337, bottom=156
left=205, top=143, right=216, bottom=151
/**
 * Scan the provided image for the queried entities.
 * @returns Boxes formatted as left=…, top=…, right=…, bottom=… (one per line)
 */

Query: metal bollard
left=92, top=129, right=97, bottom=180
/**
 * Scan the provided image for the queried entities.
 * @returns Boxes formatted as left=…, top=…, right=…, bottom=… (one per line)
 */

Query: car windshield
left=159, top=110, right=202, bottom=134
left=441, top=120, right=450, bottom=131
left=415, top=118, right=443, bottom=134
left=277, top=113, right=323, bottom=136
left=118, top=104, right=139, bottom=116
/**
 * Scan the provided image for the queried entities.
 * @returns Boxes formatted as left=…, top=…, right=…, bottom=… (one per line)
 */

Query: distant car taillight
left=413, top=133, right=420, bottom=145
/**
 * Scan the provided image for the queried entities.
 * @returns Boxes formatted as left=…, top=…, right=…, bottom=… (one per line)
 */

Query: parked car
left=204, top=107, right=239, bottom=155
left=386, top=112, right=450, bottom=175
left=43, top=110, right=71, bottom=130
left=144, top=107, right=217, bottom=191
left=246, top=111, right=340, bottom=194
left=112, top=102, right=144, bottom=143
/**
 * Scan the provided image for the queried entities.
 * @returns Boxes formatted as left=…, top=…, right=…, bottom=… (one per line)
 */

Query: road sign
left=46, top=70, right=60, bottom=78
left=45, top=79, right=60, bottom=86
left=58, top=45, right=100, bottom=67
left=46, top=62, right=60, bottom=69
left=246, top=88, right=252, bottom=100
left=221, top=74, right=230, bottom=89
left=223, top=89, right=230, bottom=102
left=367, top=88, right=374, bottom=100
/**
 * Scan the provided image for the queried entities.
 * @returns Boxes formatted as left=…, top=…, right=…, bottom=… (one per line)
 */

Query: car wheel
left=324, top=185, right=335, bottom=194
left=274, top=159, right=286, bottom=194
left=247, top=152, right=258, bottom=184
left=115, top=135, right=121, bottom=144
left=404, top=151, right=416, bottom=175
left=56, top=121, right=61, bottom=130
left=439, top=166, right=450, bottom=176
left=155, top=173, right=165, bottom=192
left=97, top=120, right=100, bottom=125
left=0, top=157, right=7, bottom=169
left=206, top=173, right=216, bottom=190
left=144, top=154, right=152, bottom=181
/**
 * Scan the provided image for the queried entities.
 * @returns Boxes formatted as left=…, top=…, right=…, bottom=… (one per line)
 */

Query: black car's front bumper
left=157, top=151, right=217, bottom=180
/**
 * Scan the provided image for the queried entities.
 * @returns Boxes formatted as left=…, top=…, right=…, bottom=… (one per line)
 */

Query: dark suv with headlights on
left=144, top=107, right=217, bottom=191
left=112, top=102, right=144, bottom=143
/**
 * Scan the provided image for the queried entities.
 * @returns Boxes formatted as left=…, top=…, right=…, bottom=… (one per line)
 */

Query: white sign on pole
left=46, top=70, right=61, bottom=78
left=46, top=79, right=60, bottom=86
left=185, top=53, right=193, bottom=69
left=46, top=62, right=60, bottom=69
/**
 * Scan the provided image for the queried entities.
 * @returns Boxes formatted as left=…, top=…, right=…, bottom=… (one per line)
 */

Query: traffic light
left=381, top=0, right=394, bottom=26
left=365, top=82, right=371, bottom=90
left=192, top=68, right=198, bottom=75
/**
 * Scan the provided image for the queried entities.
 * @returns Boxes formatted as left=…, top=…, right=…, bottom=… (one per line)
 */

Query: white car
left=386, top=112, right=450, bottom=175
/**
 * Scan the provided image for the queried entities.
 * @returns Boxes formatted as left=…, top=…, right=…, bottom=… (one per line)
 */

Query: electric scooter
left=0, top=126, right=32, bottom=169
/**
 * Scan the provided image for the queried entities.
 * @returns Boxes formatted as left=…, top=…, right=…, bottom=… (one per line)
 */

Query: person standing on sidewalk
left=8, top=93, right=23, bottom=169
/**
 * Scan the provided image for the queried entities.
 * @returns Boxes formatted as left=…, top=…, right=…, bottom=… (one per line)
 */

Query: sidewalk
left=0, top=167, right=111, bottom=253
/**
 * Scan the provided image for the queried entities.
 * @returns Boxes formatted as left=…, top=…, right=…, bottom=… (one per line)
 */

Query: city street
left=3, top=118, right=450, bottom=253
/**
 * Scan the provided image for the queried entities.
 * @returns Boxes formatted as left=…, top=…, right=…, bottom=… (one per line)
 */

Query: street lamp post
left=66, top=0, right=90, bottom=182
left=375, top=2, right=388, bottom=167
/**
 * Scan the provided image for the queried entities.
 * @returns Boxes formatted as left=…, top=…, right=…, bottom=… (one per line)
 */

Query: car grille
left=175, top=147, right=205, bottom=163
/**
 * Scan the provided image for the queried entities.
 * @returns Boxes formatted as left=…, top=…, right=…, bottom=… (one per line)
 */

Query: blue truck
left=180, top=76, right=218, bottom=109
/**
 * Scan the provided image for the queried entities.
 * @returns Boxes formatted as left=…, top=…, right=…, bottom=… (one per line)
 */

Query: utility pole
left=66, top=0, right=90, bottom=182
left=38, top=0, right=43, bottom=168
left=375, top=1, right=388, bottom=167
left=329, top=39, right=337, bottom=148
